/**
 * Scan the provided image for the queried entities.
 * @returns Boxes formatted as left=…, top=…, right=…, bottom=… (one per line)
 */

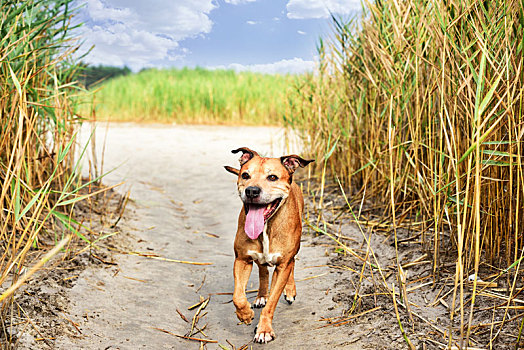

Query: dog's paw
left=236, top=307, right=254, bottom=325
left=254, top=325, right=275, bottom=344
left=253, top=297, right=267, bottom=308
left=283, top=292, right=296, bottom=305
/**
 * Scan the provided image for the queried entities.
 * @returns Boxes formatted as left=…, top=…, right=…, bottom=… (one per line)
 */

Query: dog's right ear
left=224, top=166, right=240, bottom=176
left=231, top=147, right=259, bottom=166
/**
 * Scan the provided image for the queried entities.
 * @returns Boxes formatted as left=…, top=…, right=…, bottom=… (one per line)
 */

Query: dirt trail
left=50, top=124, right=355, bottom=349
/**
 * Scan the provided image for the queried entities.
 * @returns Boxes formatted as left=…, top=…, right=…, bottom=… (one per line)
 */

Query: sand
left=44, top=124, right=357, bottom=349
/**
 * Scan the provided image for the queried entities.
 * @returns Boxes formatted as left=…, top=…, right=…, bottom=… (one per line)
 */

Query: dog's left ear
left=280, top=155, right=315, bottom=174
left=224, top=166, right=240, bottom=176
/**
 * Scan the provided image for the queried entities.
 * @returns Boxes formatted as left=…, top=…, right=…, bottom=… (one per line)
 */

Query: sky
left=73, top=0, right=361, bottom=74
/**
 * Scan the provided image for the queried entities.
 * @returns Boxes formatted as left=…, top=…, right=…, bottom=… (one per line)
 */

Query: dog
left=224, top=147, right=314, bottom=344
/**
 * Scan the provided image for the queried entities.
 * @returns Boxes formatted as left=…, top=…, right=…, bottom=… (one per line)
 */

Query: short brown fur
left=225, top=147, right=313, bottom=343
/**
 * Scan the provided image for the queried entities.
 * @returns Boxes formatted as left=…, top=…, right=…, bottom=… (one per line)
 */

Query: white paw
left=254, top=326, right=275, bottom=343
left=253, top=297, right=267, bottom=308
left=283, top=292, right=295, bottom=304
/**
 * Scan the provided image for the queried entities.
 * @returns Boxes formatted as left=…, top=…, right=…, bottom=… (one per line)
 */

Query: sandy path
left=54, top=124, right=352, bottom=349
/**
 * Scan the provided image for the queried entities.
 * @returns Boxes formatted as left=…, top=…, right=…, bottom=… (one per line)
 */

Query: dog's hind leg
left=253, top=263, right=269, bottom=308
left=283, top=262, right=296, bottom=304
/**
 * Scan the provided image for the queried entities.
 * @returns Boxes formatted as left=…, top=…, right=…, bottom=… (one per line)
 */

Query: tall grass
left=83, top=67, right=295, bottom=125
left=0, top=0, right=92, bottom=345
left=289, top=0, right=524, bottom=346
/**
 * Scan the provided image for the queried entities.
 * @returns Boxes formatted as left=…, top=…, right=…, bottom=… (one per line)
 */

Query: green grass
left=82, top=67, right=297, bottom=125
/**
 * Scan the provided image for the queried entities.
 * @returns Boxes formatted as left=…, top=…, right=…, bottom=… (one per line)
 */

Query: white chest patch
left=247, top=225, right=281, bottom=266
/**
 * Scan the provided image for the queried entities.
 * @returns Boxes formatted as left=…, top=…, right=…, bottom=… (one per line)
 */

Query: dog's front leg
left=233, top=258, right=255, bottom=324
left=254, top=259, right=295, bottom=343
left=253, top=263, right=269, bottom=308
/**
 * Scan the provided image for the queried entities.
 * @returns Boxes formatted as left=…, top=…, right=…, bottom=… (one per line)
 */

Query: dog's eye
left=241, top=172, right=250, bottom=180
left=267, top=175, right=278, bottom=182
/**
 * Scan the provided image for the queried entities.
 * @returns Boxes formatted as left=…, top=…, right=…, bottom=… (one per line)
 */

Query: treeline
left=77, top=63, right=131, bottom=88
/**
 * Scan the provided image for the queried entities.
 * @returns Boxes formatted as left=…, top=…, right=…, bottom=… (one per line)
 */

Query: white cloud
left=76, top=0, right=216, bottom=71
left=297, top=30, right=306, bottom=35
left=85, top=0, right=134, bottom=22
left=286, top=0, right=361, bottom=19
left=246, top=20, right=257, bottom=25
left=210, top=57, right=315, bottom=75
left=224, top=0, right=256, bottom=4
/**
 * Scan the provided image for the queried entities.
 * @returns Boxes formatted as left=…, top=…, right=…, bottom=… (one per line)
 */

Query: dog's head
left=224, top=147, right=314, bottom=239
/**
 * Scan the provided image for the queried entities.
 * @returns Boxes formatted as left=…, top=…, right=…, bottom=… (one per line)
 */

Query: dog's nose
left=245, top=186, right=261, bottom=199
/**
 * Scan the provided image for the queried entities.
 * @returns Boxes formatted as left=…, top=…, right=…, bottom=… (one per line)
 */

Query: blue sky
left=74, top=0, right=361, bottom=73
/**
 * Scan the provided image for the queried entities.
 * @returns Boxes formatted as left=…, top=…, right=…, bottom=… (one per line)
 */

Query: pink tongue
left=244, top=205, right=265, bottom=239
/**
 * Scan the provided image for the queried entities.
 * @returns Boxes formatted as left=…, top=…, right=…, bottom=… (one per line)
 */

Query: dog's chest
left=247, top=225, right=281, bottom=266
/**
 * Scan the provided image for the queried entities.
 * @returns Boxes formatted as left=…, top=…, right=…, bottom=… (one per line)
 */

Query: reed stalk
left=0, top=0, right=95, bottom=345
left=288, top=0, right=524, bottom=345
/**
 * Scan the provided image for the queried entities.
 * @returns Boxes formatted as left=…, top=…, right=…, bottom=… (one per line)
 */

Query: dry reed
left=289, top=0, right=524, bottom=347
left=0, top=1, right=102, bottom=346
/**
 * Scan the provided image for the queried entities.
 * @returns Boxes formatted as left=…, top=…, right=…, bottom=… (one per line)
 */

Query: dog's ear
left=280, top=155, right=314, bottom=174
left=231, top=147, right=259, bottom=166
left=224, top=166, right=240, bottom=176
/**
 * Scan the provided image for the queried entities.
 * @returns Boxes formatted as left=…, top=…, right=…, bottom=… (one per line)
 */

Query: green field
left=82, top=67, right=297, bottom=125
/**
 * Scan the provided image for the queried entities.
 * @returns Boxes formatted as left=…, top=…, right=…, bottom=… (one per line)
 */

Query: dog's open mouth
left=244, top=198, right=282, bottom=240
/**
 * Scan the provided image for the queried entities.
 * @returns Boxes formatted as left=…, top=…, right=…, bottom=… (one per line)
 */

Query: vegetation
left=81, top=67, right=295, bottom=125
left=289, top=0, right=524, bottom=347
left=0, top=0, right=102, bottom=344
left=77, top=64, right=131, bottom=88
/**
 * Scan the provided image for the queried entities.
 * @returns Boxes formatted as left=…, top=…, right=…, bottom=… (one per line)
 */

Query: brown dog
left=225, top=147, right=313, bottom=343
